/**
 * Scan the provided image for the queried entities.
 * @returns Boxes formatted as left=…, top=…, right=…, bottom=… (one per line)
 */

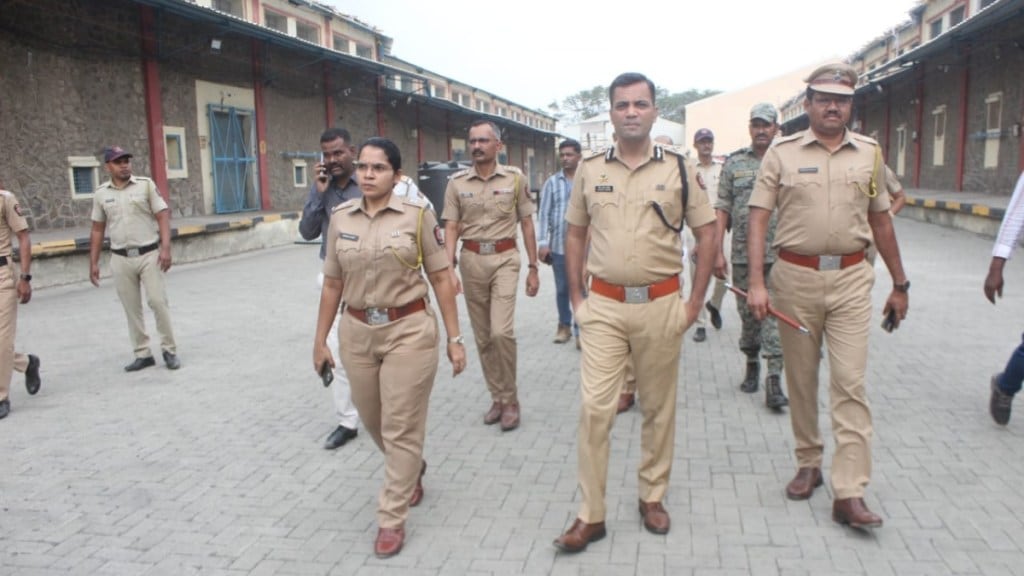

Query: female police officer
left=313, top=137, right=466, bottom=558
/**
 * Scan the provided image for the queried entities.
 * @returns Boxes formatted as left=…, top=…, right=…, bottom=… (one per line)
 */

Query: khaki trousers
left=770, top=259, right=874, bottom=499
left=576, top=287, right=688, bottom=522
left=340, top=308, right=438, bottom=529
left=620, top=357, right=637, bottom=395
left=0, top=264, right=28, bottom=401
left=459, top=248, right=520, bottom=403
left=111, top=251, right=176, bottom=358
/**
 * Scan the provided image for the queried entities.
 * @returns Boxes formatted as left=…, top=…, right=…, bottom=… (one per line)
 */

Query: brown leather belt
left=347, top=298, right=427, bottom=326
left=590, top=275, right=680, bottom=303
left=778, top=249, right=865, bottom=271
left=462, top=238, right=516, bottom=255
left=112, top=242, right=159, bottom=257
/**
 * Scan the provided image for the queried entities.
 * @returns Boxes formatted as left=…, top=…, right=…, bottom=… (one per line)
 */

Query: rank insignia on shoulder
left=595, top=185, right=614, bottom=193
left=340, top=232, right=359, bottom=241
left=798, top=167, right=819, bottom=174
left=434, top=224, right=445, bottom=246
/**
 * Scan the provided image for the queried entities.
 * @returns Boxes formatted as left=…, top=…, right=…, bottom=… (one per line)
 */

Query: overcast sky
left=331, top=1, right=921, bottom=111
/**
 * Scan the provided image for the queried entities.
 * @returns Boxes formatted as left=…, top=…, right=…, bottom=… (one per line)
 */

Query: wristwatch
left=449, top=335, right=465, bottom=345
left=19, top=273, right=31, bottom=282
left=894, top=280, right=910, bottom=292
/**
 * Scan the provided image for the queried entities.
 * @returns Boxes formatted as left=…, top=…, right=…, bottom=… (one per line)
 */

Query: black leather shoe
left=162, top=350, right=181, bottom=370
left=0, top=399, right=9, bottom=419
left=324, top=425, right=358, bottom=450
left=705, top=301, right=723, bottom=330
left=991, top=373, right=1013, bottom=425
left=124, top=356, right=156, bottom=372
left=25, top=354, right=41, bottom=395
left=693, top=327, right=707, bottom=342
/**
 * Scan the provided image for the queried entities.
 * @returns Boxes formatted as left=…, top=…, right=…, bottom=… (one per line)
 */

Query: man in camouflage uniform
left=714, top=103, right=787, bottom=410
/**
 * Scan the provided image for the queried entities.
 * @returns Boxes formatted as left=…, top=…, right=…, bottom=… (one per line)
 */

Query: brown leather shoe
left=374, top=526, right=405, bottom=558
left=832, top=497, right=883, bottom=529
left=409, top=460, right=427, bottom=507
left=617, top=392, right=635, bottom=414
left=552, top=518, right=606, bottom=553
left=500, top=402, right=520, bottom=431
left=785, top=467, right=823, bottom=500
left=638, top=500, right=671, bottom=534
left=484, top=401, right=502, bottom=425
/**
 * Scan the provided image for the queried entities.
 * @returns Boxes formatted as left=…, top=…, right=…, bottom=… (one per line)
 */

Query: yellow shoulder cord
left=866, top=144, right=881, bottom=198
left=496, top=170, right=521, bottom=214
left=390, top=205, right=426, bottom=270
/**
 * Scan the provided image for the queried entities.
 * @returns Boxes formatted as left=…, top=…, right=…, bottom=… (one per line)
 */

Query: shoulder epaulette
left=502, top=165, right=525, bottom=176
left=332, top=199, right=357, bottom=213
left=775, top=133, right=803, bottom=145
left=582, top=149, right=605, bottom=162
left=402, top=196, right=428, bottom=208
left=96, top=181, right=112, bottom=190
left=850, top=132, right=879, bottom=146
left=0, top=190, right=11, bottom=197
left=726, top=147, right=749, bottom=158
left=451, top=168, right=471, bottom=179
left=661, top=145, right=685, bottom=160
left=134, top=176, right=153, bottom=183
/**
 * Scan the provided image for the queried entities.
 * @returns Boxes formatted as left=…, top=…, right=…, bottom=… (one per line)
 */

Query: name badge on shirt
left=798, top=167, right=819, bottom=174
left=459, top=192, right=474, bottom=198
left=339, top=233, right=359, bottom=241
left=595, top=185, right=614, bottom=193
left=493, top=188, right=514, bottom=195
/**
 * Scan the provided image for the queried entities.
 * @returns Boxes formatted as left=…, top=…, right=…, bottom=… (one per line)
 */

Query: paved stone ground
left=3, top=217, right=1024, bottom=576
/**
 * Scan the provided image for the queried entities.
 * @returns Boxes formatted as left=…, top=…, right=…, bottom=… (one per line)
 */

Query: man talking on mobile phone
left=299, top=127, right=361, bottom=450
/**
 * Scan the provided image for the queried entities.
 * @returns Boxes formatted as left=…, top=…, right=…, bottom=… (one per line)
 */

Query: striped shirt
left=993, top=171, right=1024, bottom=259
left=537, top=170, right=573, bottom=254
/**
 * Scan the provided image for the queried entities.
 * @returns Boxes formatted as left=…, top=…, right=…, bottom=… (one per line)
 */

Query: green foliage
left=549, top=86, right=721, bottom=124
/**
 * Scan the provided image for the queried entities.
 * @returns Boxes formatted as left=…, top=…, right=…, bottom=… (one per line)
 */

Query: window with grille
left=68, top=156, right=100, bottom=198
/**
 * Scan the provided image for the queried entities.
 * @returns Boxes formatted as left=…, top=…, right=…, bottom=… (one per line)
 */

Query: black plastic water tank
left=416, top=161, right=470, bottom=221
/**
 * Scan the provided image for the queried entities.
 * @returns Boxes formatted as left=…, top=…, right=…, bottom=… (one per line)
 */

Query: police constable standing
left=313, top=137, right=466, bottom=558
left=554, top=72, right=717, bottom=552
left=746, top=64, right=910, bottom=529
left=442, top=119, right=539, bottom=432
left=90, top=146, right=180, bottom=371
left=714, top=103, right=788, bottom=410
left=0, top=184, right=41, bottom=419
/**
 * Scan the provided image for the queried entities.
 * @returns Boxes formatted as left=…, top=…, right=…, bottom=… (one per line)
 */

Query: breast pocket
left=781, top=173, right=823, bottom=207
left=487, top=192, right=517, bottom=218
left=643, top=185, right=681, bottom=232
left=128, top=192, right=151, bottom=214
left=841, top=167, right=875, bottom=209
left=334, top=237, right=362, bottom=271
left=385, top=232, right=420, bottom=270
left=587, top=194, right=619, bottom=228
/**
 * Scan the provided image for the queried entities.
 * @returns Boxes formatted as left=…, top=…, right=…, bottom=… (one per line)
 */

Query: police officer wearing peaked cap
left=745, top=62, right=910, bottom=530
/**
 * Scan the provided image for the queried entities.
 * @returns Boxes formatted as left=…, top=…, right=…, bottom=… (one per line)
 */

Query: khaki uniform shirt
left=441, top=164, right=535, bottom=240
left=694, top=159, right=722, bottom=201
left=90, top=176, right=168, bottom=250
left=749, top=129, right=890, bottom=255
left=566, top=143, right=716, bottom=285
left=324, top=193, right=448, bottom=310
left=0, top=190, right=28, bottom=257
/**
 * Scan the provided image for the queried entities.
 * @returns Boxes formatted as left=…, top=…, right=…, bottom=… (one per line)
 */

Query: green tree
left=551, top=86, right=720, bottom=124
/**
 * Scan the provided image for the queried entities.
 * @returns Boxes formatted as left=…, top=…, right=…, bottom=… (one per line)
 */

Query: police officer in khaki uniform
left=554, top=73, right=717, bottom=553
left=746, top=63, right=910, bottom=529
left=314, top=137, right=466, bottom=559
left=0, top=187, right=41, bottom=419
left=89, top=146, right=179, bottom=372
left=442, top=119, right=539, bottom=432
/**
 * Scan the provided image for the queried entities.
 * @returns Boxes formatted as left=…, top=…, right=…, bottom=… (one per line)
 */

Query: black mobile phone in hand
left=319, top=361, right=334, bottom=387
left=881, top=308, right=897, bottom=333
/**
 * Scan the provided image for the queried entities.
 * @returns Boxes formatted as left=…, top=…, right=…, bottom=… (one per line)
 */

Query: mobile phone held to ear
left=319, top=360, right=334, bottom=387
left=881, top=308, right=897, bottom=333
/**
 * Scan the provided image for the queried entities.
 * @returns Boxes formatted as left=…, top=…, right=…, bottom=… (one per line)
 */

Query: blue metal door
left=208, top=104, right=259, bottom=213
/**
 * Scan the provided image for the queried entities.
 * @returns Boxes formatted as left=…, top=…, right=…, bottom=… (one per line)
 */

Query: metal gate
left=208, top=104, right=258, bottom=213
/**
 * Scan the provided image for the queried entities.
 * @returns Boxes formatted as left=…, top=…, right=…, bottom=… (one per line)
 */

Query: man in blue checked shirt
left=537, top=139, right=582, bottom=347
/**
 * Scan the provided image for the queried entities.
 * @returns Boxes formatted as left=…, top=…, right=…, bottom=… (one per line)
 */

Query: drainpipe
left=139, top=6, right=168, bottom=201
left=376, top=76, right=385, bottom=136
left=956, top=51, right=970, bottom=192
left=913, top=66, right=925, bottom=188
left=324, top=62, right=334, bottom=127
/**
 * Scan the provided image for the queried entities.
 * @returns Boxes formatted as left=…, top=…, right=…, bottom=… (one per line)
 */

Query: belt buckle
left=126, top=248, right=141, bottom=257
left=818, top=255, right=841, bottom=271
left=365, top=308, right=390, bottom=325
left=479, top=242, right=496, bottom=255
left=623, top=286, right=650, bottom=304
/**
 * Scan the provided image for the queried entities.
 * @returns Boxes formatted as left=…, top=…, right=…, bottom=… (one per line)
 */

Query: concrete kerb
left=901, top=195, right=1006, bottom=238
left=26, top=211, right=301, bottom=289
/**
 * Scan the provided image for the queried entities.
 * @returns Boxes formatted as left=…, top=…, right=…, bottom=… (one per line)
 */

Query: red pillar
left=416, top=102, right=424, bottom=164
left=139, top=6, right=168, bottom=201
left=323, top=62, right=335, bottom=127
left=252, top=40, right=272, bottom=209
left=913, top=68, right=925, bottom=188
left=376, top=76, right=386, bottom=136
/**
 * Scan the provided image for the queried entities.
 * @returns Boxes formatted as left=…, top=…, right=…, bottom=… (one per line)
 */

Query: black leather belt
left=111, top=242, right=159, bottom=257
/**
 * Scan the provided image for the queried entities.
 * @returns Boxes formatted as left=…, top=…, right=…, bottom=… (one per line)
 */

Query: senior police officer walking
left=0, top=184, right=41, bottom=419
left=714, top=103, right=787, bottom=410
left=746, top=64, right=910, bottom=529
left=442, top=119, right=540, bottom=432
left=89, top=146, right=180, bottom=372
left=554, top=72, right=717, bottom=552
